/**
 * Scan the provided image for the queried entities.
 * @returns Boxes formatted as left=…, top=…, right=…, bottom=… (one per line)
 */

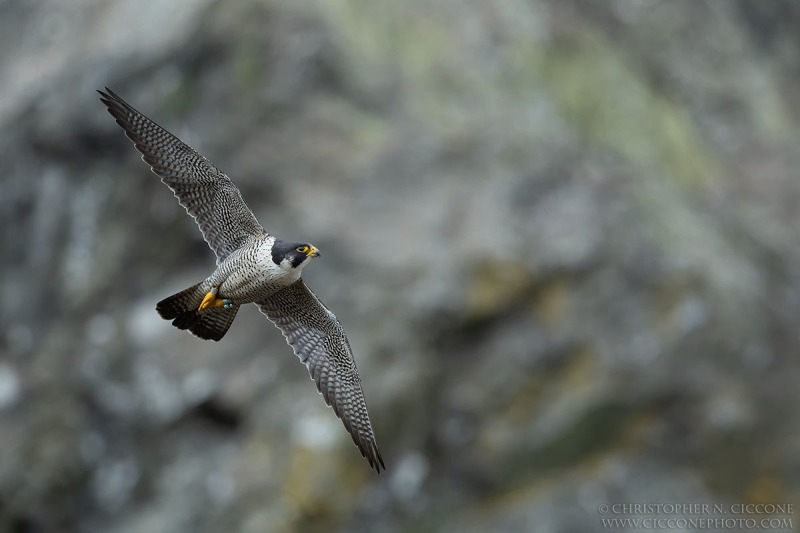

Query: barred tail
left=156, top=284, right=240, bottom=342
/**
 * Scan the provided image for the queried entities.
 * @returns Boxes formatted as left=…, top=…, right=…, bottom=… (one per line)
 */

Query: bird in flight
left=98, top=88, right=385, bottom=472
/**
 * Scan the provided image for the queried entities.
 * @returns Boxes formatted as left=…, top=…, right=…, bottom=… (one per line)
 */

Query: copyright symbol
left=598, top=504, right=609, bottom=514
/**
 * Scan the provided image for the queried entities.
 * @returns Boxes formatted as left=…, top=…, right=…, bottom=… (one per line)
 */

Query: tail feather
left=188, top=305, right=240, bottom=341
left=156, top=284, right=240, bottom=342
left=156, top=283, right=204, bottom=320
left=172, top=310, right=201, bottom=330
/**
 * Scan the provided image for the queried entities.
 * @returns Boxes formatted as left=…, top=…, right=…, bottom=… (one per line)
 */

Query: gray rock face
left=2, top=1, right=800, bottom=531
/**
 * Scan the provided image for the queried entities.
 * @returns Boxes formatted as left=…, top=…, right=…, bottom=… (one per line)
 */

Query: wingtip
left=367, top=443, right=386, bottom=473
left=97, top=89, right=118, bottom=116
left=375, top=454, right=386, bottom=474
left=97, top=87, right=129, bottom=112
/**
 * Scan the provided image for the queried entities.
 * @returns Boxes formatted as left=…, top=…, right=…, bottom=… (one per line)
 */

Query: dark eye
left=296, top=245, right=308, bottom=253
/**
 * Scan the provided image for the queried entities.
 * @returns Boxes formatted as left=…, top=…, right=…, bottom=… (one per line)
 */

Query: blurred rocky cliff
left=2, top=1, right=800, bottom=532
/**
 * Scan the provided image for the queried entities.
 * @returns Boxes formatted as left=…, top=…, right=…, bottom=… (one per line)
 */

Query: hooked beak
left=306, top=245, right=321, bottom=258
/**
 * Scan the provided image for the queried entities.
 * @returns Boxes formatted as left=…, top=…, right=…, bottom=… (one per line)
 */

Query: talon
left=223, top=299, right=233, bottom=309
left=198, top=290, right=217, bottom=312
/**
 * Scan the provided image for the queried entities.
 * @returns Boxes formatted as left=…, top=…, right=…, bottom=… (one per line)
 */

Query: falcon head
left=271, top=239, right=321, bottom=269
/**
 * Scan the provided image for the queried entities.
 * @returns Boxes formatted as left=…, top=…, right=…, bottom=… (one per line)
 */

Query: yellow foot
left=198, top=290, right=217, bottom=312
left=198, top=290, right=233, bottom=311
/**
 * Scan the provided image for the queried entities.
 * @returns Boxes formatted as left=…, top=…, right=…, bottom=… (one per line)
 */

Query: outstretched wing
left=98, top=88, right=266, bottom=262
left=256, top=280, right=385, bottom=472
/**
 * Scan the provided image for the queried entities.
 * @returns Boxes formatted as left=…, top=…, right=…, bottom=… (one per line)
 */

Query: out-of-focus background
left=2, top=1, right=800, bottom=532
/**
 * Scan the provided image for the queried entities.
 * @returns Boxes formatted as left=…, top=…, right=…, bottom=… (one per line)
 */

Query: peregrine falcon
left=98, top=88, right=385, bottom=472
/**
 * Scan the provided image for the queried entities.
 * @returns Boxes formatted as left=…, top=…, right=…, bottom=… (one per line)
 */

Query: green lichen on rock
left=541, top=29, right=719, bottom=190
